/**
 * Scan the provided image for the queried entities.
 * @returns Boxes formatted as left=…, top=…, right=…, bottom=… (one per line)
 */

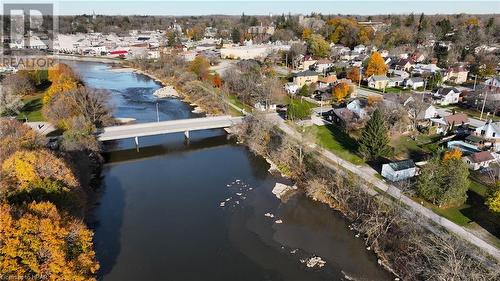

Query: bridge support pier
left=184, top=130, right=190, bottom=139
left=134, top=136, right=139, bottom=150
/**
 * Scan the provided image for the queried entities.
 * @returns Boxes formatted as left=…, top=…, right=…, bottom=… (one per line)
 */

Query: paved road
left=264, top=113, right=500, bottom=261
left=98, top=116, right=243, bottom=141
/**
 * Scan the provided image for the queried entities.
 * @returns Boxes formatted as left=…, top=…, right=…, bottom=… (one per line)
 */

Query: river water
left=69, top=61, right=391, bottom=281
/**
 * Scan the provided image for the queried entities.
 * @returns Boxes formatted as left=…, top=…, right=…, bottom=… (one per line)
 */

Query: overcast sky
left=5, top=1, right=500, bottom=16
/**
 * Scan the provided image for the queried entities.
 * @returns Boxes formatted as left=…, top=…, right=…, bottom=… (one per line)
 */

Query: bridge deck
left=98, top=116, right=243, bottom=141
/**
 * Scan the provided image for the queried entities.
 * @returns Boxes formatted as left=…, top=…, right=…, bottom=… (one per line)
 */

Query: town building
left=381, top=160, right=417, bottom=182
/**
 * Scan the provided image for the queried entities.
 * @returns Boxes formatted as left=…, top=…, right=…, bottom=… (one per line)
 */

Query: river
left=68, top=60, right=392, bottom=281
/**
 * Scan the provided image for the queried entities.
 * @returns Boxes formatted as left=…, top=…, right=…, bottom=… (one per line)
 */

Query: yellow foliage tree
left=44, top=64, right=80, bottom=104
left=0, top=202, right=99, bottom=280
left=365, top=52, right=388, bottom=77
left=486, top=185, right=500, bottom=213
left=1, top=150, right=77, bottom=190
left=301, top=28, right=312, bottom=40
left=189, top=55, right=210, bottom=81
left=333, top=82, right=350, bottom=101
left=443, top=149, right=462, bottom=162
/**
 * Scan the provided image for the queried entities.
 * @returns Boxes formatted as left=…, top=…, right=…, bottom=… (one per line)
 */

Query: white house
left=387, top=76, right=405, bottom=87
left=346, top=99, right=367, bottom=119
left=284, top=83, right=299, bottom=95
left=412, top=63, right=441, bottom=75
left=474, top=121, right=500, bottom=151
left=462, top=151, right=496, bottom=171
left=406, top=77, right=425, bottom=90
left=388, top=69, right=410, bottom=79
left=381, top=160, right=417, bottom=182
left=313, top=59, right=333, bottom=73
left=433, top=87, right=460, bottom=105
left=353, top=44, right=366, bottom=54
left=254, top=102, right=277, bottom=112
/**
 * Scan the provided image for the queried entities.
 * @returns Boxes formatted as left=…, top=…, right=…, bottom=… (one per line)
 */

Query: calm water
left=71, top=61, right=391, bottom=281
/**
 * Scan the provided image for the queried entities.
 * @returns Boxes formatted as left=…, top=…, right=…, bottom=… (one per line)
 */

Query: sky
left=5, top=1, right=500, bottom=16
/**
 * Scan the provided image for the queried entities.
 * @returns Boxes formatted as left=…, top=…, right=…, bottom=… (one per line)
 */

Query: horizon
left=3, top=1, right=499, bottom=16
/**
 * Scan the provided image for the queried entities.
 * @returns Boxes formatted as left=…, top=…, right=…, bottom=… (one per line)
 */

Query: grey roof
left=370, top=75, right=389, bottom=81
left=389, top=76, right=405, bottom=82
left=409, top=77, right=424, bottom=83
left=386, top=159, right=416, bottom=171
left=294, top=70, right=319, bottom=77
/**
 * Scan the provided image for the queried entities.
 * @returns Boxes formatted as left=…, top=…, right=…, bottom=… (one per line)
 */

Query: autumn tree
left=347, top=67, right=361, bottom=84
left=44, top=63, right=81, bottom=104
left=365, top=52, right=388, bottom=77
left=211, top=74, right=222, bottom=88
left=1, top=72, right=35, bottom=96
left=333, top=82, right=350, bottom=101
left=443, top=149, right=462, bottom=162
left=301, top=28, right=312, bottom=40
left=0, top=120, right=43, bottom=164
left=306, top=34, right=330, bottom=58
left=189, top=55, right=210, bottom=81
left=0, top=202, right=99, bottom=280
left=359, top=108, right=391, bottom=160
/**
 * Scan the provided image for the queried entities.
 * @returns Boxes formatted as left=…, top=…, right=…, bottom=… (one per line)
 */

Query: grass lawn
left=17, top=94, right=44, bottom=122
left=307, top=125, right=364, bottom=165
left=286, top=97, right=317, bottom=120
left=415, top=179, right=500, bottom=241
left=391, top=134, right=435, bottom=159
left=226, top=94, right=252, bottom=113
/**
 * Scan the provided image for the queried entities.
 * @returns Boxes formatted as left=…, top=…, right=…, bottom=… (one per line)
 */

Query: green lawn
left=287, top=97, right=316, bottom=120
left=307, top=125, right=364, bottom=165
left=226, top=94, right=252, bottom=113
left=17, top=94, right=44, bottom=122
left=391, top=134, right=435, bottom=159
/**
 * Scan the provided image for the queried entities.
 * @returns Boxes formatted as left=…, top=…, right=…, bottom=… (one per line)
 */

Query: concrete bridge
left=97, top=116, right=243, bottom=143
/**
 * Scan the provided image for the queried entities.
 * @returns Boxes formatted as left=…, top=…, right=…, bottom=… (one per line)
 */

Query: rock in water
left=272, top=183, right=297, bottom=200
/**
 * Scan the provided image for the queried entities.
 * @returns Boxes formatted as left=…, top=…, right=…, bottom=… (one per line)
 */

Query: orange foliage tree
left=443, top=149, right=462, bottom=162
left=189, top=55, right=210, bottom=81
left=347, top=67, right=361, bottom=84
left=365, top=52, right=388, bottom=77
left=0, top=202, right=99, bottom=280
left=211, top=74, right=222, bottom=88
left=333, top=82, right=350, bottom=101
left=301, top=28, right=312, bottom=40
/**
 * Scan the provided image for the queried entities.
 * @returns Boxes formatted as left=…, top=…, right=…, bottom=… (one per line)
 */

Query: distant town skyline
left=11, top=1, right=498, bottom=16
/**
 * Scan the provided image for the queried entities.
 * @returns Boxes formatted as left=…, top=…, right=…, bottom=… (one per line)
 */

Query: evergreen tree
left=359, top=108, right=391, bottom=160
left=231, top=27, right=241, bottom=44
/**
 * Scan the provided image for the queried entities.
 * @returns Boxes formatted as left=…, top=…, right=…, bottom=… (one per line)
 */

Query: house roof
left=469, top=151, right=495, bottom=163
left=386, top=159, right=416, bottom=171
left=437, top=87, right=459, bottom=95
left=409, top=77, right=424, bottom=83
left=316, top=59, right=332, bottom=65
left=389, top=76, right=405, bottom=82
left=443, top=113, right=469, bottom=126
left=318, top=75, right=337, bottom=84
left=294, top=70, right=319, bottom=77
left=370, top=75, right=389, bottom=81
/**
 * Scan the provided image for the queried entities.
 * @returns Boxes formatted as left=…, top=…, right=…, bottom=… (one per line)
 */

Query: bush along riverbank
left=232, top=115, right=499, bottom=281
left=126, top=55, right=229, bottom=116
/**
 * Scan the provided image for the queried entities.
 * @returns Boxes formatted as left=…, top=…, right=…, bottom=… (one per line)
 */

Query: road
left=98, top=116, right=243, bottom=141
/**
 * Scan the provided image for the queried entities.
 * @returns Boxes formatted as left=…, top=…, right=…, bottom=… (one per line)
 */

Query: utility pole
left=473, top=74, right=478, bottom=91
left=480, top=88, right=489, bottom=121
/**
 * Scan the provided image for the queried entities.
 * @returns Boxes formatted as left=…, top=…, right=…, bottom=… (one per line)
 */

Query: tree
left=486, top=183, right=500, bottom=213
left=347, top=67, right=361, bottom=84
left=333, top=82, right=350, bottom=101
left=0, top=202, right=99, bottom=280
left=417, top=156, right=469, bottom=208
left=427, top=72, right=443, bottom=90
left=365, top=52, right=388, bottom=77
left=0, top=120, right=43, bottom=164
left=301, top=28, right=312, bottom=40
left=306, top=34, right=330, bottom=58
left=211, top=74, right=222, bottom=88
left=44, top=63, right=81, bottom=105
left=443, top=149, right=462, bottom=162
left=189, top=55, right=210, bottom=81
left=298, top=84, right=309, bottom=97
left=231, top=27, right=241, bottom=43
left=0, top=87, right=23, bottom=117
left=2, top=72, right=35, bottom=96
left=359, top=108, right=391, bottom=159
